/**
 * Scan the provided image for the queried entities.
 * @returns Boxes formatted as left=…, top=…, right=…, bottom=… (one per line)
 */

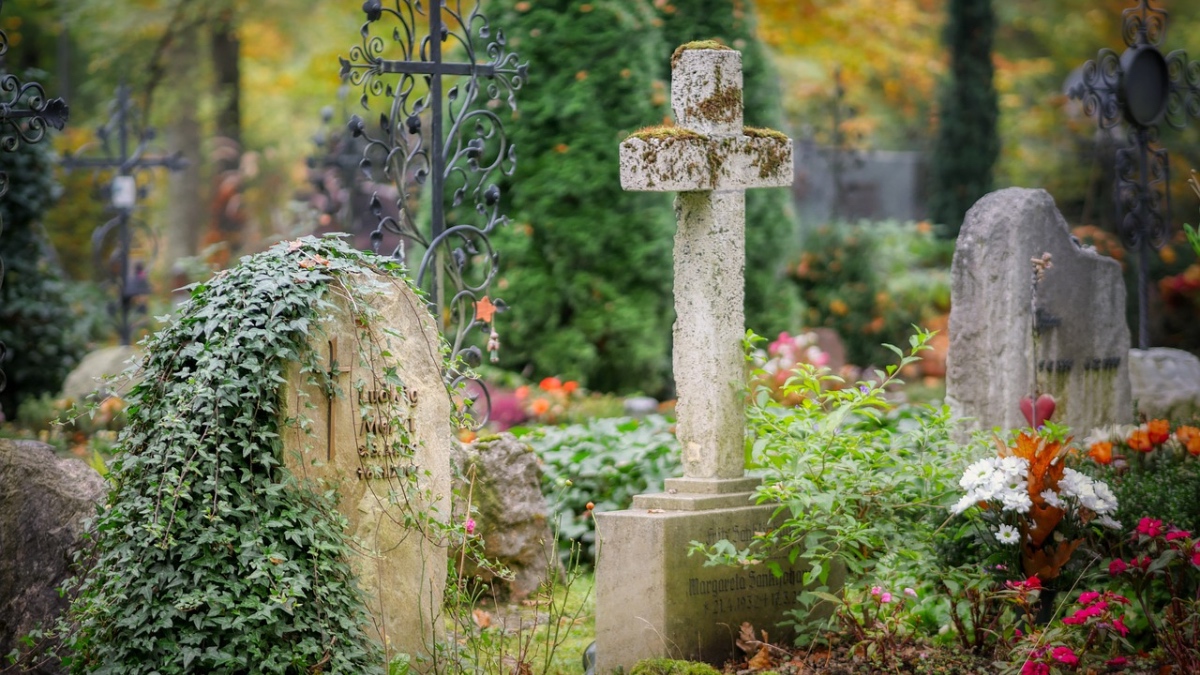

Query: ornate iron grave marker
left=1068, top=0, right=1200, bottom=349
left=0, top=0, right=69, bottom=396
left=61, top=84, right=186, bottom=346
left=340, top=0, right=527, bottom=425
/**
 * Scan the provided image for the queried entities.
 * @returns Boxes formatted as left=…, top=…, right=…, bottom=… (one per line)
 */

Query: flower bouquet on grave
left=951, top=430, right=1122, bottom=584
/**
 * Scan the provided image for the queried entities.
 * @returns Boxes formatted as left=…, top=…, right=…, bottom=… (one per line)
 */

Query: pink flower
left=1112, top=615, right=1129, bottom=637
left=904, top=587, right=918, bottom=598
left=1165, top=529, right=1192, bottom=541
left=1051, top=646, right=1079, bottom=667
left=1109, top=558, right=1127, bottom=575
left=870, top=585, right=882, bottom=596
left=1106, top=656, right=1128, bottom=667
left=880, top=592, right=893, bottom=604
left=1021, top=662, right=1050, bottom=675
left=1192, top=551, right=1200, bottom=567
left=1136, top=517, right=1163, bottom=538
left=1078, top=590, right=1101, bottom=605
left=465, top=518, right=476, bottom=535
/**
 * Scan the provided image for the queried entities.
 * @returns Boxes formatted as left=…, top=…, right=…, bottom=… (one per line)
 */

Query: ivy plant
left=63, top=237, right=442, bottom=674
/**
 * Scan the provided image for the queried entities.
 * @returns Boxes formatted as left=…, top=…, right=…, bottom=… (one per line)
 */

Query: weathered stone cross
left=619, top=44, right=793, bottom=483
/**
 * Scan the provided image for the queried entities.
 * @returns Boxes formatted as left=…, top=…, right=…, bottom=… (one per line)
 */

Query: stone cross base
left=594, top=502, right=839, bottom=673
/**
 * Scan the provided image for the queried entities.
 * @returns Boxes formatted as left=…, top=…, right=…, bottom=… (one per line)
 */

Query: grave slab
left=281, top=272, right=452, bottom=663
left=946, top=188, right=1132, bottom=435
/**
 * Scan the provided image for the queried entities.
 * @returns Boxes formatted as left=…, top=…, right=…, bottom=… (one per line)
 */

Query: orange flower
left=562, top=380, right=579, bottom=394
left=1087, top=441, right=1114, bottom=465
left=539, top=377, right=562, bottom=392
left=1147, top=419, right=1171, bottom=445
left=530, top=398, right=551, bottom=415
left=1128, top=429, right=1154, bottom=452
left=1177, top=425, right=1200, bottom=456
left=829, top=299, right=849, bottom=316
left=515, top=385, right=530, bottom=400
left=457, top=428, right=478, bottom=443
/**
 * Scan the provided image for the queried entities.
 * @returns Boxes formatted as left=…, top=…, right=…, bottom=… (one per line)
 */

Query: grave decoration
left=66, top=237, right=457, bottom=673
left=596, top=43, right=813, bottom=672
left=946, top=188, right=1132, bottom=435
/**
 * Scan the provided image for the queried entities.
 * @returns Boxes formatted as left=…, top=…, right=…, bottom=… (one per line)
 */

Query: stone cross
left=618, top=45, right=793, bottom=482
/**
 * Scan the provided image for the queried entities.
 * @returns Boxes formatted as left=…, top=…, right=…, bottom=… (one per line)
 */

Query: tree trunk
left=163, top=21, right=205, bottom=284
left=210, top=8, right=247, bottom=254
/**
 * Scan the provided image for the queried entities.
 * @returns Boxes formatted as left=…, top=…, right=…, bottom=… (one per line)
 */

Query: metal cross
left=1067, top=0, right=1200, bottom=349
left=0, top=0, right=69, bottom=397
left=61, top=84, right=186, bottom=346
left=339, top=0, right=526, bottom=428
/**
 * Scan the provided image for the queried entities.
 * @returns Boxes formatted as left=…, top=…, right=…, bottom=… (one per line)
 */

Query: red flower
left=1136, top=517, right=1163, bottom=538
left=1108, top=558, right=1128, bottom=575
left=1051, top=646, right=1079, bottom=667
left=1078, top=590, right=1101, bottom=605
left=1106, top=656, right=1128, bottom=667
left=1166, top=529, right=1192, bottom=542
left=1087, top=441, right=1114, bottom=464
left=539, top=377, right=562, bottom=392
left=562, top=380, right=579, bottom=394
left=1111, top=615, right=1129, bottom=637
left=1021, top=662, right=1050, bottom=675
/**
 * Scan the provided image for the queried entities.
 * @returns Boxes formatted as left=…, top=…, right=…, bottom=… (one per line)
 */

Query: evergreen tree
left=485, top=0, right=676, bottom=395
left=0, top=126, right=84, bottom=418
left=658, top=0, right=801, bottom=338
left=928, top=0, right=999, bottom=239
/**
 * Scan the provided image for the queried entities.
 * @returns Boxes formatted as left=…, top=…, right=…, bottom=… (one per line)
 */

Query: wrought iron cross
left=339, top=0, right=526, bottom=426
left=61, top=84, right=186, bottom=346
left=0, top=0, right=69, bottom=397
left=1067, top=0, right=1200, bottom=349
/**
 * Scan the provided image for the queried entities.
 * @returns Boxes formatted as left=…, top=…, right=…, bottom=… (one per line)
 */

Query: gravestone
left=946, top=188, right=1132, bottom=435
left=597, top=44, right=823, bottom=673
left=1129, top=348, right=1200, bottom=421
left=280, top=272, right=452, bottom=663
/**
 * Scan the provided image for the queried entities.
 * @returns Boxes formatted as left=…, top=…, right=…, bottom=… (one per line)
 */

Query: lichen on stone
left=670, top=40, right=733, bottom=69
left=743, top=126, right=789, bottom=141
left=691, top=82, right=742, bottom=124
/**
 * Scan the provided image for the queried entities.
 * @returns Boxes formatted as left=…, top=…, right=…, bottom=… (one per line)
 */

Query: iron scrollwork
left=340, top=0, right=527, bottom=427
left=1067, top=0, right=1200, bottom=349
left=0, top=0, right=70, bottom=397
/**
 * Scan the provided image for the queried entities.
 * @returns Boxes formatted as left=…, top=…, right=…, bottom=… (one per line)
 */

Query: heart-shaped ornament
left=1019, top=394, right=1057, bottom=428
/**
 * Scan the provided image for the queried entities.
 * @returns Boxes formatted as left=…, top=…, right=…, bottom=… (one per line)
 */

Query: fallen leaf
left=472, top=609, right=492, bottom=629
left=748, top=645, right=773, bottom=670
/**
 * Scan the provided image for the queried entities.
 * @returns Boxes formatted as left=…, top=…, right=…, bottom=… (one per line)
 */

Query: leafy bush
left=0, top=132, right=84, bottom=419
left=789, top=220, right=951, bottom=366
left=519, top=415, right=681, bottom=564
left=692, top=331, right=969, bottom=638
left=1082, top=422, right=1200, bottom=534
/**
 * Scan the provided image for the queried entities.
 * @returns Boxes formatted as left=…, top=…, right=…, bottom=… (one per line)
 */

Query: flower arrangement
left=951, top=431, right=1120, bottom=581
left=1083, top=421, right=1200, bottom=534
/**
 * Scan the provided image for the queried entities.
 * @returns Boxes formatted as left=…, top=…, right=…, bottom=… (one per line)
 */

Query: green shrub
left=691, top=331, right=971, bottom=639
left=485, top=0, right=677, bottom=396
left=519, top=414, right=681, bottom=564
left=0, top=131, right=84, bottom=419
left=629, top=658, right=720, bottom=675
left=790, top=220, right=951, bottom=366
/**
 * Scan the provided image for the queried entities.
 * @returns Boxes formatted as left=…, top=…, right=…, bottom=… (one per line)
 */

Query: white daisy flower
left=995, top=524, right=1020, bottom=545
left=1039, top=489, right=1063, bottom=508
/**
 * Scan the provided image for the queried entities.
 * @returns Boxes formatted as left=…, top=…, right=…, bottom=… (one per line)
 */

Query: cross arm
left=619, top=127, right=793, bottom=193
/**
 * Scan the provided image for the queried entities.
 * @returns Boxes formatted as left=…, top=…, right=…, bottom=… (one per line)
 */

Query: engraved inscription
left=353, top=384, right=420, bottom=480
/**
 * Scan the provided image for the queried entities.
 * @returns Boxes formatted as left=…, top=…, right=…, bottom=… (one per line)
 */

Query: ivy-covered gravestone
left=67, top=238, right=454, bottom=673
left=280, top=254, right=453, bottom=662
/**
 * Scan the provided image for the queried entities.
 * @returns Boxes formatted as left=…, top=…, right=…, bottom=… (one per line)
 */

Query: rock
left=946, top=188, right=1132, bottom=435
left=59, top=346, right=140, bottom=403
left=452, top=433, right=557, bottom=601
left=1129, top=348, right=1200, bottom=421
left=0, top=439, right=107, bottom=673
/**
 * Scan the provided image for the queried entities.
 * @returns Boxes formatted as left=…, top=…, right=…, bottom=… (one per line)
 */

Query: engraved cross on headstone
left=326, top=336, right=352, bottom=462
left=618, top=45, right=793, bottom=483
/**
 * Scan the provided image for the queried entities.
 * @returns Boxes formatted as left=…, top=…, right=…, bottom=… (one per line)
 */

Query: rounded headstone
left=1129, top=347, right=1200, bottom=421
left=60, top=345, right=140, bottom=403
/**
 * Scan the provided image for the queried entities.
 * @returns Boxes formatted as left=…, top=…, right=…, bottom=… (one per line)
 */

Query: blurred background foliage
left=0, top=0, right=1198, bottom=406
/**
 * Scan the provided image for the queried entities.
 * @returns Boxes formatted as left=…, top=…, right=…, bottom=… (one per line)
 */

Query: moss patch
left=691, top=81, right=742, bottom=125
left=746, top=134, right=791, bottom=181
left=630, top=658, right=722, bottom=675
left=670, top=39, right=732, bottom=68
left=628, top=124, right=705, bottom=141
left=743, top=126, right=789, bottom=141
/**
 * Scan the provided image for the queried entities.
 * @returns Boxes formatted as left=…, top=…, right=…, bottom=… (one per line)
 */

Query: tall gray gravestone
left=280, top=272, right=453, bottom=665
left=946, top=188, right=1133, bottom=434
left=597, top=44, right=821, bottom=672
